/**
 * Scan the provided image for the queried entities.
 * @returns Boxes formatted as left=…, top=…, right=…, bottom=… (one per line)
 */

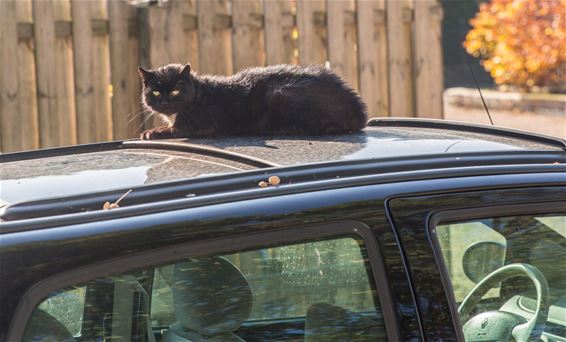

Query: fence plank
left=296, top=0, right=327, bottom=65
left=140, top=0, right=200, bottom=129
left=141, top=0, right=198, bottom=68
left=16, top=0, right=40, bottom=151
left=356, top=0, right=388, bottom=117
left=33, top=0, right=77, bottom=148
left=0, top=0, right=39, bottom=152
left=0, top=0, right=20, bottom=152
left=232, top=0, right=265, bottom=71
left=327, top=0, right=358, bottom=90
left=72, top=0, right=112, bottom=144
left=109, top=0, right=142, bottom=139
left=415, top=0, right=443, bottom=118
left=197, top=0, right=232, bottom=75
left=263, top=0, right=296, bottom=65
left=387, top=0, right=414, bottom=117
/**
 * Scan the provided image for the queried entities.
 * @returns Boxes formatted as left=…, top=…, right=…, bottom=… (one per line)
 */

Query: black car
left=1, top=118, right=565, bottom=342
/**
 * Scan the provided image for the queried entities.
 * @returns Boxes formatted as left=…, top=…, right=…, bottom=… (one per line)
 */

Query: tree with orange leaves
left=464, top=0, right=565, bottom=92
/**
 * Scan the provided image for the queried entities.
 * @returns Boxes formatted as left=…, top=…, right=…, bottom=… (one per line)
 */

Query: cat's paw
left=140, top=127, right=175, bottom=140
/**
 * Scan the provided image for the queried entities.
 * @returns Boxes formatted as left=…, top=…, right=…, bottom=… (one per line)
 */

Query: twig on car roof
left=102, top=189, right=132, bottom=210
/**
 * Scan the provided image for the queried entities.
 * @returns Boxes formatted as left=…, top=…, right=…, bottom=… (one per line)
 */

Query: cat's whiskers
left=123, top=108, right=146, bottom=122
left=138, top=111, right=155, bottom=132
left=121, top=105, right=143, bottom=118
left=125, top=109, right=149, bottom=126
left=113, top=105, right=146, bottom=123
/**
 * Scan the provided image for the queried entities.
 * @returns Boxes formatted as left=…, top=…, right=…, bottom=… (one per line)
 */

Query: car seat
left=304, top=303, right=385, bottom=341
left=163, top=256, right=253, bottom=342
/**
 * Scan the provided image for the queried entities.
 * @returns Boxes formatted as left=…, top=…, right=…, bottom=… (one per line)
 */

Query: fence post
left=72, top=0, right=112, bottom=144
left=232, top=0, right=265, bottom=71
left=415, top=0, right=444, bottom=118
left=387, top=0, right=414, bottom=117
left=33, top=0, right=77, bottom=148
left=296, top=0, right=327, bottom=65
left=109, top=0, right=142, bottom=139
left=196, top=0, right=232, bottom=75
left=263, top=0, right=296, bottom=65
left=327, top=0, right=358, bottom=91
left=356, top=0, right=389, bottom=117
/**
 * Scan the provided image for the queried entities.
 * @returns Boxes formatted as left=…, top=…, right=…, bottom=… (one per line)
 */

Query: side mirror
left=462, top=241, right=506, bottom=283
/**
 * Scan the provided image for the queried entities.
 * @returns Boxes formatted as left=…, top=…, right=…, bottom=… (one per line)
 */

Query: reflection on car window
left=37, top=287, right=86, bottom=337
left=436, top=214, right=566, bottom=340
left=22, top=236, right=387, bottom=341
left=152, top=237, right=377, bottom=325
left=537, top=216, right=566, bottom=237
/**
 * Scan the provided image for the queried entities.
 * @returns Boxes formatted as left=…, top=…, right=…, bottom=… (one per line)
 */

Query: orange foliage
left=464, top=0, right=565, bottom=92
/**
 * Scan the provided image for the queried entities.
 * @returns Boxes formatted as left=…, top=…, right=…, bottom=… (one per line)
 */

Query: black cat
left=138, top=63, right=368, bottom=139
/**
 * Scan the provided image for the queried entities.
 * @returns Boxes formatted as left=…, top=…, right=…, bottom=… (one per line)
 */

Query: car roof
left=1, top=118, right=564, bottom=222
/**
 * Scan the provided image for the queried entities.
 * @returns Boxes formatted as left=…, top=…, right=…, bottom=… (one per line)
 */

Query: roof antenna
left=464, top=54, right=494, bottom=126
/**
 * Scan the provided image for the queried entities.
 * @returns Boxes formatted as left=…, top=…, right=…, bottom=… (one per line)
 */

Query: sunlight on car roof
left=0, top=149, right=254, bottom=204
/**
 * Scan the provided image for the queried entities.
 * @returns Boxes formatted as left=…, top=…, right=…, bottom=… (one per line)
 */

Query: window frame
left=428, top=202, right=566, bottom=341
left=387, top=185, right=566, bottom=340
left=8, top=220, right=399, bottom=341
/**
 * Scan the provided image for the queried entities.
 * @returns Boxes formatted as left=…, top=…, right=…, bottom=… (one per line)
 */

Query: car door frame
left=388, top=185, right=566, bottom=341
left=5, top=186, right=407, bottom=342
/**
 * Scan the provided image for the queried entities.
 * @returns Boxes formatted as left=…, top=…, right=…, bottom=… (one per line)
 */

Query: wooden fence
left=0, top=0, right=444, bottom=153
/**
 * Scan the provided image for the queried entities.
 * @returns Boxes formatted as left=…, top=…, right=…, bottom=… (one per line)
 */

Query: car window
left=22, top=236, right=387, bottom=341
left=435, top=214, right=566, bottom=340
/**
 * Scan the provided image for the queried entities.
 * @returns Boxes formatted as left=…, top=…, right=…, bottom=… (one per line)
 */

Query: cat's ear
left=180, top=64, right=191, bottom=79
left=138, top=67, right=153, bottom=83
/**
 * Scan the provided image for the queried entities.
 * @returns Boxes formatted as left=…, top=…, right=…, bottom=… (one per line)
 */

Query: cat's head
left=138, top=63, right=194, bottom=115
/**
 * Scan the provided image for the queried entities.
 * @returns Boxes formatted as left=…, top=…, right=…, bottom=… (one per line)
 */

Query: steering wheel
left=458, top=263, right=549, bottom=342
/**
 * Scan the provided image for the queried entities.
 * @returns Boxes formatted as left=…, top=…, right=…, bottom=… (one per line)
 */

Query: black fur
left=138, top=63, right=368, bottom=139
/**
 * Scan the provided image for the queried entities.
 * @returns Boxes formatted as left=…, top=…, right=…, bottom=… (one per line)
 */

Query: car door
left=4, top=185, right=415, bottom=341
left=389, top=185, right=566, bottom=341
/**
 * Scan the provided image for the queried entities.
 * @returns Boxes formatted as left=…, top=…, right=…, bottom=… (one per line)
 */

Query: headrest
left=171, top=256, right=252, bottom=337
left=462, top=241, right=506, bottom=283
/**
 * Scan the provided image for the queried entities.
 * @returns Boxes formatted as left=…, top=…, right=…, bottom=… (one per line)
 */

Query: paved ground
left=443, top=88, right=565, bottom=138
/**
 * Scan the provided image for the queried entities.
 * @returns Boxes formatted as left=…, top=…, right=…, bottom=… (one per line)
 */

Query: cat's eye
left=152, top=90, right=160, bottom=96
left=170, top=90, right=180, bottom=96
